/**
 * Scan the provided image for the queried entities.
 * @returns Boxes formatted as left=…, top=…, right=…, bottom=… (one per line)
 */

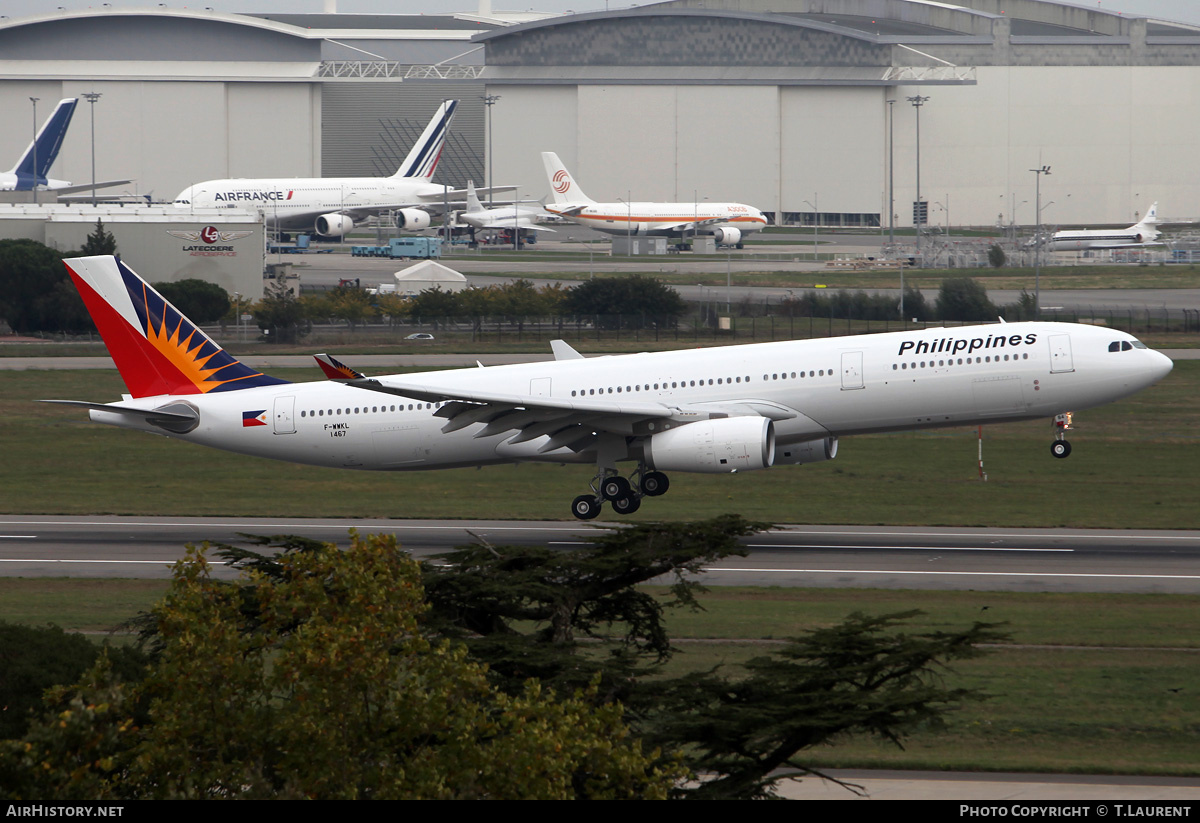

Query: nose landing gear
left=1051, top=412, right=1073, bottom=459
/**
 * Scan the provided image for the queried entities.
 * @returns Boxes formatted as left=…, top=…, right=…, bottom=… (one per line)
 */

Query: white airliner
left=1042, top=203, right=1161, bottom=251
left=0, top=98, right=131, bottom=194
left=52, top=256, right=1172, bottom=520
left=173, top=100, right=488, bottom=238
left=457, top=179, right=554, bottom=238
left=542, top=152, right=768, bottom=248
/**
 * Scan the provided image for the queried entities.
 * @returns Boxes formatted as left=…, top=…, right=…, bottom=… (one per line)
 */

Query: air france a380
left=51, top=256, right=1172, bottom=519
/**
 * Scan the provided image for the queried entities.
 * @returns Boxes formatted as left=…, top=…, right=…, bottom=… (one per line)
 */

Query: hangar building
left=478, top=0, right=1200, bottom=230
left=0, top=1, right=1198, bottom=232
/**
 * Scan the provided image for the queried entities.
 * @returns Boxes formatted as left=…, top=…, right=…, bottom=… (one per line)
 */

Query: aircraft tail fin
left=1136, top=202, right=1160, bottom=228
left=8, top=98, right=77, bottom=188
left=392, top=99, right=458, bottom=180
left=64, top=256, right=289, bottom=398
left=465, top=179, right=483, bottom=213
left=541, top=152, right=594, bottom=205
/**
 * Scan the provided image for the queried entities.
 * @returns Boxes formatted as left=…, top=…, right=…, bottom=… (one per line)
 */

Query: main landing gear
left=570, top=464, right=670, bottom=520
left=1051, top=412, right=1073, bottom=459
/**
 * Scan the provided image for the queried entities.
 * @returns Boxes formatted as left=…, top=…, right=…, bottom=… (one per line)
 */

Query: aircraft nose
left=1151, top=349, right=1174, bottom=382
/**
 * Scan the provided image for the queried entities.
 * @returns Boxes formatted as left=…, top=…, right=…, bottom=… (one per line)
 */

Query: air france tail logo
left=242, top=410, right=268, bottom=427
left=552, top=170, right=571, bottom=194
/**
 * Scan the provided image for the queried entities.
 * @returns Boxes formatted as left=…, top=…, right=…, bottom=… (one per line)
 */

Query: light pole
left=1031, top=164, right=1051, bottom=318
left=480, top=93, right=500, bottom=209
left=907, top=95, right=929, bottom=262
left=82, top=92, right=102, bottom=205
left=803, top=196, right=819, bottom=261
left=887, top=98, right=895, bottom=249
left=29, top=97, right=39, bottom=205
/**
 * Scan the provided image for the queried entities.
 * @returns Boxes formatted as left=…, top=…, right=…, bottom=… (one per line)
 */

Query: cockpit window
left=1109, top=341, right=1120, bottom=352
left=1131, top=340, right=1148, bottom=349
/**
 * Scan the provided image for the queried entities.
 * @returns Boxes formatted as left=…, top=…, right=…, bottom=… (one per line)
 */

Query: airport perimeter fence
left=240, top=305, right=1200, bottom=347
left=14, top=305, right=1200, bottom=347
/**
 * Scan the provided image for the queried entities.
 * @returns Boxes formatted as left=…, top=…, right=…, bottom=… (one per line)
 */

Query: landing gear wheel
left=610, top=495, right=641, bottom=516
left=641, top=471, right=670, bottom=497
left=1051, top=440, right=1072, bottom=459
left=571, top=495, right=602, bottom=520
left=600, top=475, right=632, bottom=501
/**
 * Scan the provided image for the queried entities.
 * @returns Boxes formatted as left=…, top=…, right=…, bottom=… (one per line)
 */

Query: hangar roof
left=475, top=0, right=1200, bottom=75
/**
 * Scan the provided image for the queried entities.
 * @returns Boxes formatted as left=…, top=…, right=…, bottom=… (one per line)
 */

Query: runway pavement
left=4, top=516, right=1199, bottom=593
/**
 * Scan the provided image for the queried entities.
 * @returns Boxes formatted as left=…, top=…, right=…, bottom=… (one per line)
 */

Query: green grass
left=4, top=361, right=1198, bottom=526
left=3, top=578, right=1197, bottom=775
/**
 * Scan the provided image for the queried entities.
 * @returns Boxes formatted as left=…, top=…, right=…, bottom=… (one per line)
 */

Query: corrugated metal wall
left=321, top=83, right=485, bottom=188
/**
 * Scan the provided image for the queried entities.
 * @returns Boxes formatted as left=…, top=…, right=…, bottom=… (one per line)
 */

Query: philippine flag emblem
left=242, top=410, right=268, bottom=427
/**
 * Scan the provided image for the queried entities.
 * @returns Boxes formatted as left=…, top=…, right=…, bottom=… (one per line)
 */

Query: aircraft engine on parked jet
left=644, top=417, right=774, bottom=473
left=314, top=213, right=355, bottom=238
left=773, top=436, right=838, bottom=465
left=395, top=208, right=431, bottom=230
left=711, top=227, right=742, bottom=246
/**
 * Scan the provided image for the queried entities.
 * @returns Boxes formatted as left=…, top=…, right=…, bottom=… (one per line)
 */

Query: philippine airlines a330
left=52, top=256, right=1172, bottom=519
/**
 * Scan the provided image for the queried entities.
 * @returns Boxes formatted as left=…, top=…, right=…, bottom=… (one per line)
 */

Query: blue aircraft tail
left=9, top=98, right=78, bottom=189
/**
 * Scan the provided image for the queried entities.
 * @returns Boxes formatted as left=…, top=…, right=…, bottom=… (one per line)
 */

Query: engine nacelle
left=396, top=208, right=431, bottom=230
left=644, top=417, right=774, bottom=474
left=711, top=227, right=742, bottom=246
left=773, top=436, right=838, bottom=466
left=315, top=213, right=355, bottom=238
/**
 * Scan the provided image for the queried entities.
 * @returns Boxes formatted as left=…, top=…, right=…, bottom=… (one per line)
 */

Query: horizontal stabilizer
left=40, top=399, right=199, bottom=433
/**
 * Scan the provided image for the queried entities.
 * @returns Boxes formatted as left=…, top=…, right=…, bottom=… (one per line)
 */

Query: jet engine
left=773, top=436, right=838, bottom=466
left=315, top=213, right=355, bottom=238
left=711, top=226, right=742, bottom=246
left=395, top=208, right=432, bottom=230
left=644, top=417, right=774, bottom=473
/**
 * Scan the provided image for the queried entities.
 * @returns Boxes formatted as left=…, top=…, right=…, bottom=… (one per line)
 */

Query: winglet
left=314, top=352, right=366, bottom=380
left=550, top=339, right=585, bottom=360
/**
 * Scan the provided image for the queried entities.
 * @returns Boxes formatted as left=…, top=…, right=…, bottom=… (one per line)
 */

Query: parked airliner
left=1042, top=203, right=1161, bottom=251
left=457, top=179, right=554, bottom=240
left=0, top=98, right=131, bottom=194
left=542, top=152, right=768, bottom=248
left=173, top=101, right=487, bottom=238
left=52, top=256, right=1171, bottom=520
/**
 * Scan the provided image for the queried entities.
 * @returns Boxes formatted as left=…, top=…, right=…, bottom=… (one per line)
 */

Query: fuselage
left=0, top=173, right=72, bottom=192
left=173, top=177, right=447, bottom=231
left=545, top=201, right=768, bottom=237
left=459, top=203, right=547, bottom=230
left=1047, top=228, right=1160, bottom=251
left=95, top=322, right=1171, bottom=473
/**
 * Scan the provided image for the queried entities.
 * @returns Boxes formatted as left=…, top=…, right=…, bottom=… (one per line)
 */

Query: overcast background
left=2, top=1, right=1199, bottom=26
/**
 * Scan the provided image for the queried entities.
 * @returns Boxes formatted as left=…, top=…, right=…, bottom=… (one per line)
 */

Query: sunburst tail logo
left=64, top=256, right=290, bottom=398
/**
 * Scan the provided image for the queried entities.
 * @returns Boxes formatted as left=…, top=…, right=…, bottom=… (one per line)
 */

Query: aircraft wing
left=348, top=374, right=796, bottom=454
left=652, top=216, right=731, bottom=233
left=432, top=184, right=517, bottom=203
left=474, top=216, right=557, bottom=232
left=48, top=178, right=135, bottom=196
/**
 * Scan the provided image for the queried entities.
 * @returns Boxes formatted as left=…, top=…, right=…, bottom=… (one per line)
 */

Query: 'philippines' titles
left=898, top=333, right=1038, bottom=357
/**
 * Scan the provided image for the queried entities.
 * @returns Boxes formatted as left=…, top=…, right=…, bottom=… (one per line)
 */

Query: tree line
left=0, top=517, right=1005, bottom=799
